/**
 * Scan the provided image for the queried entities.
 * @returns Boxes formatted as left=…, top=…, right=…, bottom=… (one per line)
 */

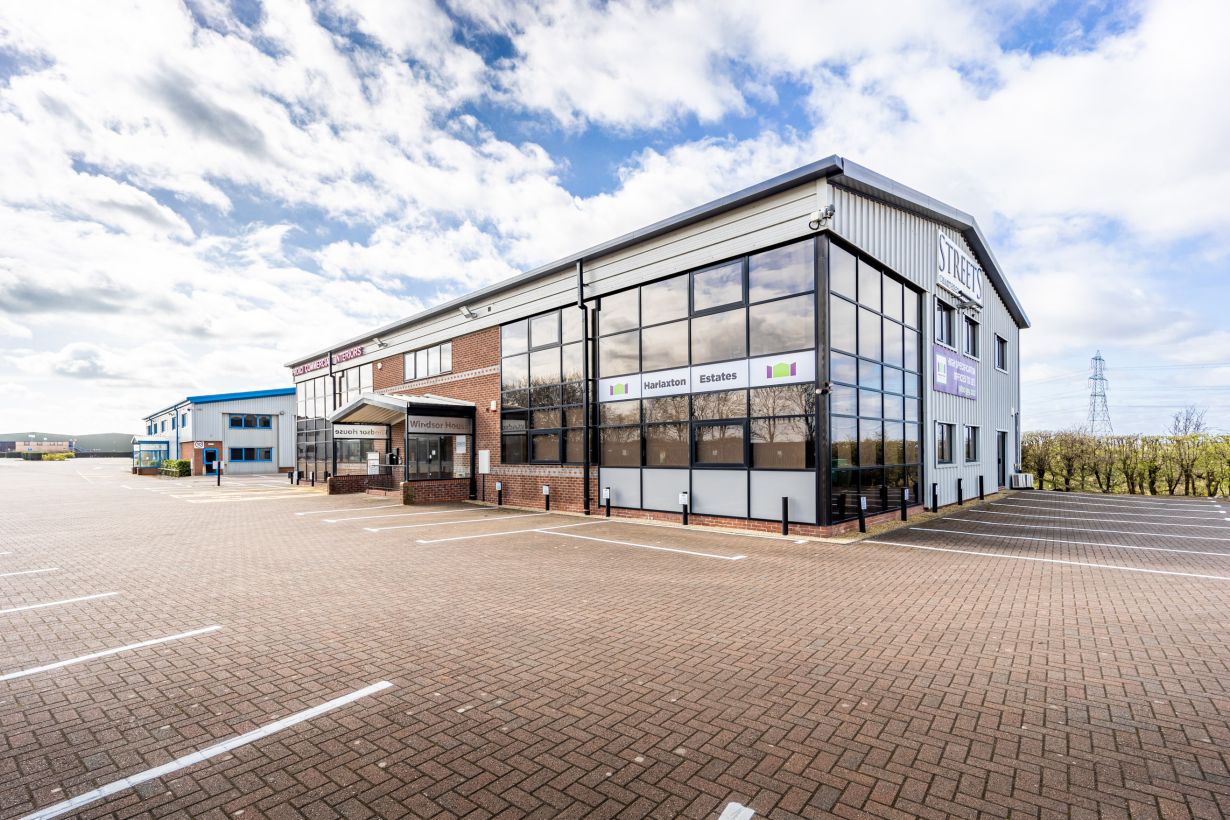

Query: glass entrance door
left=203, top=447, right=218, bottom=475
left=406, top=435, right=458, bottom=480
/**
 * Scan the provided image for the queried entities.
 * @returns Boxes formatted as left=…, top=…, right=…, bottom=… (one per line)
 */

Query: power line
left=1087, top=351, right=1113, bottom=435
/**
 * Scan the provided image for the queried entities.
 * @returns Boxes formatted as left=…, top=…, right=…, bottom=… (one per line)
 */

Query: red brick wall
left=404, top=479, right=470, bottom=504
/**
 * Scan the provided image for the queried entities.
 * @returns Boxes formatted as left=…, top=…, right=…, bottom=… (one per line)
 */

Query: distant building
left=134, top=388, right=296, bottom=476
left=0, top=439, right=73, bottom=455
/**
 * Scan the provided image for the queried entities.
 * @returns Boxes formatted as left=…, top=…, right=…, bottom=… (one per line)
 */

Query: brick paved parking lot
left=2, top=460, right=1230, bottom=819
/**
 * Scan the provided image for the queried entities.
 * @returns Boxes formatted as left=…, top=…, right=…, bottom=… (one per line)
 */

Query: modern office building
left=133, top=388, right=296, bottom=476
left=286, top=156, right=1028, bottom=533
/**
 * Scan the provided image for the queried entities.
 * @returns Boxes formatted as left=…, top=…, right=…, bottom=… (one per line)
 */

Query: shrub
left=161, top=459, right=192, bottom=477
left=41, top=452, right=75, bottom=461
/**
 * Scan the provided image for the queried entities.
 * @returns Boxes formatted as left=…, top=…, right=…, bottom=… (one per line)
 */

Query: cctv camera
left=459, top=306, right=477, bottom=319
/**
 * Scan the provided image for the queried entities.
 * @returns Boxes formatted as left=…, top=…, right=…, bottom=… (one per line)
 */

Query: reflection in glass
left=858, top=261, right=881, bottom=310
left=751, top=384, right=815, bottom=417
left=831, top=351, right=857, bottom=385
left=599, top=330, right=639, bottom=376
left=501, top=320, right=528, bottom=355
left=859, top=420, right=883, bottom=466
left=882, top=277, right=903, bottom=322
left=530, top=432, right=560, bottom=461
left=693, top=260, right=743, bottom=311
left=529, top=347, right=560, bottom=385
left=831, top=297, right=857, bottom=355
left=562, top=342, right=584, bottom=382
left=601, top=426, right=641, bottom=466
left=695, top=423, right=744, bottom=465
left=641, top=275, right=688, bottom=325
left=645, top=423, right=689, bottom=466
left=751, top=417, right=815, bottom=468
left=601, top=289, right=639, bottom=335
left=830, top=245, right=857, bottom=301
left=749, top=238, right=814, bottom=302
left=831, top=416, right=857, bottom=468
left=858, top=308, right=881, bottom=360
left=749, top=294, right=813, bottom=356
left=691, top=308, right=746, bottom=364
left=501, top=353, right=528, bottom=390
left=599, top=399, right=641, bottom=426
left=641, top=320, right=689, bottom=371
left=692, top=389, right=747, bottom=420
left=530, top=312, right=558, bottom=348
left=644, top=395, right=689, bottom=423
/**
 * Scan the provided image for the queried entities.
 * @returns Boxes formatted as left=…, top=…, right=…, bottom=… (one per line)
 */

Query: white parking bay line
left=718, top=803, right=756, bottom=820
left=546, top=530, right=746, bottom=561
left=865, top=540, right=1230, bottom=581
left=1014, top=495, right=1219, bottom=512
left=971, top=509, right=1230, bottom=530
left=994, top=500, right=1226, bottom=521
left=295, top=504, right=401, bottom=516
left=914, top=527, right=1230, bottom=559
left=949, top=516, right=1230, bottom=543
left=417, top=521, right=598, bottom=543
left=0, top=568, right=59, bottom=579
left=0, top=625, right=221, bottom=682
left=187, top=494, right=310, bottom=504
left=366, top=512, right=549, bottom=532
left=0, top=592, right=120, bottom=616
left=23, top=680, right=393, bottom=820
left=326, top=508, right=473, bottom=524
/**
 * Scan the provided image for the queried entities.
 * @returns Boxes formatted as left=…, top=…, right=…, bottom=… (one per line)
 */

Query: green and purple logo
left=765, top=361, right=797, bottom=379
left=609, top=382, right=629, bottom=396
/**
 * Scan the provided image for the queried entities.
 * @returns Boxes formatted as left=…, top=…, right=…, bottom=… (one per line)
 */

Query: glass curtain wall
left=596, top=237, right=817, bottom=475
left=500, top=307, right=590, bottom=464
left=828, top=242, right=922, bottom=520
left=296, top=362, right=374, bottom=478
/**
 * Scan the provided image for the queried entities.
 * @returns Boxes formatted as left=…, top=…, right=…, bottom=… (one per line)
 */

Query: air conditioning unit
left=1009, top=473, right=1034, bottom=489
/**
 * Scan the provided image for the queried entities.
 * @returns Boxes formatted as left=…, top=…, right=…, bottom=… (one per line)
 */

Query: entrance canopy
left=329, top=392, right=475, bottom=426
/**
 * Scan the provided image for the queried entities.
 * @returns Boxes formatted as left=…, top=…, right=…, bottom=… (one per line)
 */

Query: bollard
left=217, top=462, right=222, bottom=487
left=857, top=495, right=867, bottom=533
left=680, top=491, right=689, bottom=526
left=978, top=475, right=985, bottom=501
left=603, top=486, right=611, bottom=518
left=957, top=478, right=964, bottom=506
left=289, top=471, right=293, bottom=485
left=901, top=487, right=910, bottom=521
left=496, top=480, right=503, bottom=506
left=931, top=482, right=938, bottom=513
left=781, top=496, right=789, bottom=536
left=310, top=470, right=315, bottom=488
left=542, top=484, right=550, bottom=511
left=324, top=471, right=331, bottom=481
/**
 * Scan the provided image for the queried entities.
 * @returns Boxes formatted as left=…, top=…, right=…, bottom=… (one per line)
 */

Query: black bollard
left=957, top=478, right=964, bottom=506
left=931, top=482, right=938, bottom=513
left=217, top=462, right=222, bottom=487
left=879, top=484, right=888, bottom=512
left=781, top=496, right=789, bottom=536
left=310, top=470, right=315, bottom=488
left=681, top=491, right=689, bottom=526
left=838, top=493, right=847, bottom=520
left=857, top=496, right=867, bottom=533
left=496, top=481, right=503, bottom=506
left=543, top=484, right=550, bottom=511
left=978, top=475, right=985, bottom=501
left=901, top=487, right=909, bottom=521
left=604, top=487, right=611, bottom=518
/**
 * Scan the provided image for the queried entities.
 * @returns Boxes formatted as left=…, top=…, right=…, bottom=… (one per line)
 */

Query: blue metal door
left=203, top=448, right=218, bottom=475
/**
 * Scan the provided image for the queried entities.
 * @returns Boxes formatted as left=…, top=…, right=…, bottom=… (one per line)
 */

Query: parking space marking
left=1032, top=490, right=1222, bottom=506
left=718, top=803, right=756, bottom=820
left=22, top=680, right=394, bottom=820
left=1, top=592, right=120, bottom=616
left=186, top=493, right=313, bottom=504
left=971, top=509, right=1230, bottom=530
left=295, top=503, right=401, bottom=516
left=366, top=512, right=549, bottom=532
left=556, top=514, right=807, bottom=543
left=416, top=521, right=598, bottom=544
left=325, top=508, right=474, bottom=524
left=993, top=500, right=1226, bottom=521
left=1024, top=493, right=1222, bottom=509
left=546, top=530, right=747, bottom=561
left=0, top=625, right=221, bottom=682
left=0, top=551, right=11, bottom=555
left=916, top=527, right=1230, bottom=558
left=0, top=567, right=59, bottom=579
left=865, top=539, right=1230, bottom=581
left=950, top=516, right=1230, bottom=543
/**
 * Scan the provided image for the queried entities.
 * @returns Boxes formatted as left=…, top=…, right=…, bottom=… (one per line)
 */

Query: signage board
left=366, top=451, right=379, bottom=475
left=933, top=348, right=978, bottom=400
left=293, top=345, right=366, bottom=377
left=193, top=440, right=204, bottom=449
left=332, top=423, right=389, bottom=439
left=597, top=352, right=816, bottom=402
left=477, top=449, right=491, bottom=474
left=936, top=233, right=983, bottom=307
left=405, top=415, right=470, bottom=436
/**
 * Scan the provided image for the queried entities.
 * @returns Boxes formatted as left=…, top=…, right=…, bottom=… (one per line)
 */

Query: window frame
left=228, top=414, right=272, bottom=429
left=964, top=425, right=980, bottom=463
left=963, top=316, right=980, bottom=359
left=935, top=298, right=956, bottom=349
left=936, top=422, right=955, bottom=465
left=994, top=334, right=1009, bottom=372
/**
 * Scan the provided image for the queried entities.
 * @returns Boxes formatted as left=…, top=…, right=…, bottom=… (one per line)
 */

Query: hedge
left=161, top=459, right=192, bottom=477
left=40, top=452, right=75, bottom=461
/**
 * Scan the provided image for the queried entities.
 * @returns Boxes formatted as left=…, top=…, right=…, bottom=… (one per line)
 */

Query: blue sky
left=1, top=0, right=1228, bottom=435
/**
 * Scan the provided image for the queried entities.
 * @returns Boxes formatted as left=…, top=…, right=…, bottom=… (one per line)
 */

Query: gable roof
left=287, top=155, right=1028, bottom=367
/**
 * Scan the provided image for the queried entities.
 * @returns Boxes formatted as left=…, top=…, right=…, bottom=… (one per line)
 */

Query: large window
left=830, top=242, right=923, bottom=520
left=403, top=342, right=452, bottom=381
left=230, top=447, right=272, bottom=462
left=596, top=237, right=816, bottom=470
left=501, top=307, right=588, bottom=464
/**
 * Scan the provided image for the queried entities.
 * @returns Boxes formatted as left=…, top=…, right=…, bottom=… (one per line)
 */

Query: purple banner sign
left=933, top=348, right=977, bottom=400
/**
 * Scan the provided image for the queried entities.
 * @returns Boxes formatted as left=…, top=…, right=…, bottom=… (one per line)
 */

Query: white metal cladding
left=829, top=186, right=1021, bottom=507
left=585, top=184, right=819, bottom=298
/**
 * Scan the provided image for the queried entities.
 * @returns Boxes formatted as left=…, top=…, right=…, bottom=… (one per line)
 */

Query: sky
left=1, top=0, right=1228, bottom=436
